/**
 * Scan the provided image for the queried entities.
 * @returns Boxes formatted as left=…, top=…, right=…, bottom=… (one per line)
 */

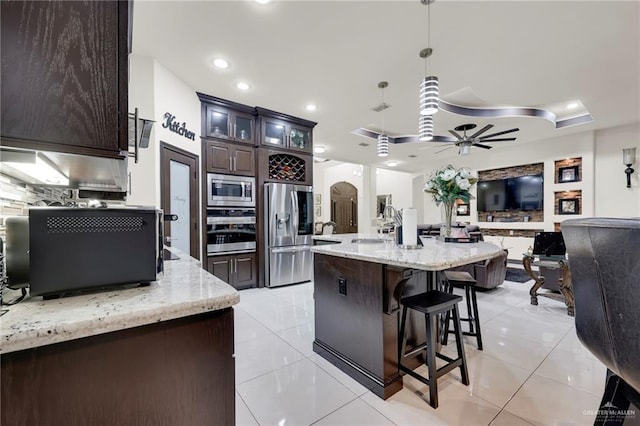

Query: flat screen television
left=477, top=174, right=544, bottom=212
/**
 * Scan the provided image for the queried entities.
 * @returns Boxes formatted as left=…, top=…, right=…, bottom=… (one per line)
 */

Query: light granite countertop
left=312, top=233, right=504, bottom=271
left=0, top=249, right=239, bottom=354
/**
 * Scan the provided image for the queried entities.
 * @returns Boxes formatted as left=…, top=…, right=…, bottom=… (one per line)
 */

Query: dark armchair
left=563, top=218, right=640, bottom=424
left=448, top=249, right=508, bottom=290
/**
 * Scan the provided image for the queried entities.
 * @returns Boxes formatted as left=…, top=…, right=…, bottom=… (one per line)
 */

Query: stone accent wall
left=554, top=190, right=582, bottom=215
left=481, top=228, right=542, bottom=238
left=478, top=163, right=544, bottom=180
left=478, top=163, right=544, bottom=222
left=554, top=157, right=582, bottom=184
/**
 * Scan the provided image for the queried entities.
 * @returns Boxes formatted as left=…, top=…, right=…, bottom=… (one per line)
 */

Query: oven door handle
left=271, top=246, right=310, bottom=254
left=207, top=217, right=256, bottom=225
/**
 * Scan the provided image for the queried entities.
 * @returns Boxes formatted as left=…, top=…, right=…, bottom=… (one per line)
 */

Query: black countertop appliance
left=6, top=207, right=163, bottom=298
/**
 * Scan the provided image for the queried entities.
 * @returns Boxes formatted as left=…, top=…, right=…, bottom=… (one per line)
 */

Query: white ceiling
left=132, top=0, right=640, bottom=172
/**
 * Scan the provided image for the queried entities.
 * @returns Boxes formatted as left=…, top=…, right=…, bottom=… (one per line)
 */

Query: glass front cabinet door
left=206, top=105, right=254, bottom=143
left=289, top=125, right=312, bottom=152
left=262, top=120, right=287, bottom=147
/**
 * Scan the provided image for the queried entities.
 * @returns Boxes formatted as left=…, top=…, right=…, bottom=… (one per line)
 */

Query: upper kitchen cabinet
left=0, top=0, right=131, bottom=159
left=197, top=93, right=255, bottom=144
left=256, top=107, right=317, bottom=154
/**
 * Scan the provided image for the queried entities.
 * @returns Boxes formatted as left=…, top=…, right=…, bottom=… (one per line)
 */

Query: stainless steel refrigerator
left=264, top=183, right=314, bottom=287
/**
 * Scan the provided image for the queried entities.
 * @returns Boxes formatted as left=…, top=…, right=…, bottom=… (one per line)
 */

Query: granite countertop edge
left=1, top=249, right=239, bottom=354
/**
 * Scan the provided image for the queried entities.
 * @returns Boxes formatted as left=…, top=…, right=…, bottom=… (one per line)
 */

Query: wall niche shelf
left=555, top=157, right=582, bottom=184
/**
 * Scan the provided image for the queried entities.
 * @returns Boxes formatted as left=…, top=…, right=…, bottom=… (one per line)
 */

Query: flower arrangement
left=424, top=165, right=478, bottom=238
left=423, top=165, right=478, bottom=205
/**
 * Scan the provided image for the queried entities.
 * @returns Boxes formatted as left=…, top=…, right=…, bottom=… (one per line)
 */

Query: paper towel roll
left=401, top=208, right=417, bottom=246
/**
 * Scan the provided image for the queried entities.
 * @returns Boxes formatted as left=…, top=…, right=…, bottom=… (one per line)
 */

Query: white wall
left=128, top=54, right=204, bottom=255
left=376, top=169, right=414, bottom=211
left=317, top=162, right=365, bottom=229
left=127, top=54, right=156, bottom=207
left=594, top=122, right=640, bottom=216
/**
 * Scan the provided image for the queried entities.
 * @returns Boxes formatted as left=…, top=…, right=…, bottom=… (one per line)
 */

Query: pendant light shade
left=377, top=134, right=389, bottom=157
left=418, top=115, right=434, bottom=141
left=419, top=76, right=439, bottom=115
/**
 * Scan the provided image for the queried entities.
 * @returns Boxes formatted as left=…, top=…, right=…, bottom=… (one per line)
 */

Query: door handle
left=229, top=157, right=233, bottom=171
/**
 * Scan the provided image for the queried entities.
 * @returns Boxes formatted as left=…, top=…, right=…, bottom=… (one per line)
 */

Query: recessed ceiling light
left=305, top=104, right=317, bottom=112
left=213, top=58, right=229, bottom=69
left=255, top=0, right=270, bottom=4
left=314, top=146, right=326, bottom=154
left=386, top=161, right=398, bottom=167
left=566, top=102, right=578, bottom=110
left=236, top=82, right=250, bottom=91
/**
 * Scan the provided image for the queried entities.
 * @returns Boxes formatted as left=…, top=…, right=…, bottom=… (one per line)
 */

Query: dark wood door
left=234, top=253, right=256, bottom=289
left=233, top=146, right=255, bottom=176
left=207, top=256, right=232, bottom=283
left=1, top=0, right=129, bottom=158
left=331, top=182, right=358, bottom=234
left=161, top=143, right=199, bottom=259
left=206, top=140, right=233, bottom=174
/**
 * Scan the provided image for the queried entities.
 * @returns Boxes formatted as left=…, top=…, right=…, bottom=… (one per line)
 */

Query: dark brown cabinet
left=256, top=107, right=316, bottom=154
left=197, top=92, right=256, bottom=144
left=207, top=253, right=256, bottom=289
left=260, top=118, right=313, bottom=153
left=0, top=0, right=130, bottom=158
left=206, top=140, right=255, bottom=176
left=205, top=105, right=254, bottom=143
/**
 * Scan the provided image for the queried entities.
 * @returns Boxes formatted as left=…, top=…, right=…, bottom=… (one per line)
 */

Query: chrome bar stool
left=398, top=289, right=470, bottom=409
left=441, top=270, right=483, bottom=350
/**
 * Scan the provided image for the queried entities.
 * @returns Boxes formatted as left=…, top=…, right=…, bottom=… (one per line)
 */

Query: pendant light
left=419, top=115, right=433, bottom=141
left=419, top=0, right=439, bottom=116
left=377, top=81, right=389, bottom=157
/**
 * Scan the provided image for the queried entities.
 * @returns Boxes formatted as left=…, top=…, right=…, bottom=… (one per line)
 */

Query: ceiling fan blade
left=434, top=145, right=455, bottom=154
left=473, top=143, right=493, bottom=149
left=478, top=128, right=520, bottom=140
left=448, top=130, right=463, bottom=140
left=469, top=124, right=493, bottom=139
left=480, top=138, right=517, bottom=142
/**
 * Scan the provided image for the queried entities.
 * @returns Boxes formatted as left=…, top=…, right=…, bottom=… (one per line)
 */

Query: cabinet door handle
left=233, top=123, right=237, bottom=138
left=133, top=107, right=139, bottom=164
left=233, top=156, right=237, bottom=171
left=229, top=157, right=233, bottom=171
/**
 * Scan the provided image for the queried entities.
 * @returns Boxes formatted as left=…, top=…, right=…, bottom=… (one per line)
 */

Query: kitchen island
left=311, top=234, right=503, bottom=399
left=1, top=249, right=239, bottom=426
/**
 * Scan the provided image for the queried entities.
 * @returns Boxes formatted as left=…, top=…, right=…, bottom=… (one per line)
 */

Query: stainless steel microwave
left=207, top=173, right=255, bottom=207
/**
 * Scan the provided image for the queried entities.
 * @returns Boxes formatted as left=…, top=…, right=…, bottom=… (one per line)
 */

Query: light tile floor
left=234, top=277, right=608, bottom=426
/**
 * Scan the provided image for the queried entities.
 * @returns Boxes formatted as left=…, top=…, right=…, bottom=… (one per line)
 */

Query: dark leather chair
left=562, top=218, right=640, bottom=424
left=448, top=250, right=508, bottom=290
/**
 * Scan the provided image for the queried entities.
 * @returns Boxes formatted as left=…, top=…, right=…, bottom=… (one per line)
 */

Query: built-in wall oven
left=206, top=208, right=256, bottom=255
left=207, top=173, right=255, bottom=207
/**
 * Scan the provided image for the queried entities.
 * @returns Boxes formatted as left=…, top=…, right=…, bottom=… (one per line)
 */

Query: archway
left=330, top=182, right=358, bottom=234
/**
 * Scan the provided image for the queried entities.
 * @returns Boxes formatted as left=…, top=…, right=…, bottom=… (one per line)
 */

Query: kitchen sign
left=162, top=112, right=196, bottom=141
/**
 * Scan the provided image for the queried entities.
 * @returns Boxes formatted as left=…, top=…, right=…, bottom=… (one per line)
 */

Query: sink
left=351, top=238, right=389, bottom=244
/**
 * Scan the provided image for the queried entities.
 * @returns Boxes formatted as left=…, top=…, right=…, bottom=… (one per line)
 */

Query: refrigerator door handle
left=291, top=191, right=299, bottom=238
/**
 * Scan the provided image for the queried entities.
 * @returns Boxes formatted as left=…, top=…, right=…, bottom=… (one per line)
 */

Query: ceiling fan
left=432, top=123, right=520, bottom=155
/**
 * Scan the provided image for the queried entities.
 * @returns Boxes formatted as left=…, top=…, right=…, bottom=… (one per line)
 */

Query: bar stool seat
left=442, top=270, right=483, bottom=350
left=398, top=289, right=470, bottom=409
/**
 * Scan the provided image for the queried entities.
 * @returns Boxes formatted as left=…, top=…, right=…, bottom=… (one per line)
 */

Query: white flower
left=455, top=176, right=471, bottom=190
left=459, top=168, right=473, bottom=179
left=424, top=181, right=434, bottom=190
left=440, top=168, right=456, bottom=181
